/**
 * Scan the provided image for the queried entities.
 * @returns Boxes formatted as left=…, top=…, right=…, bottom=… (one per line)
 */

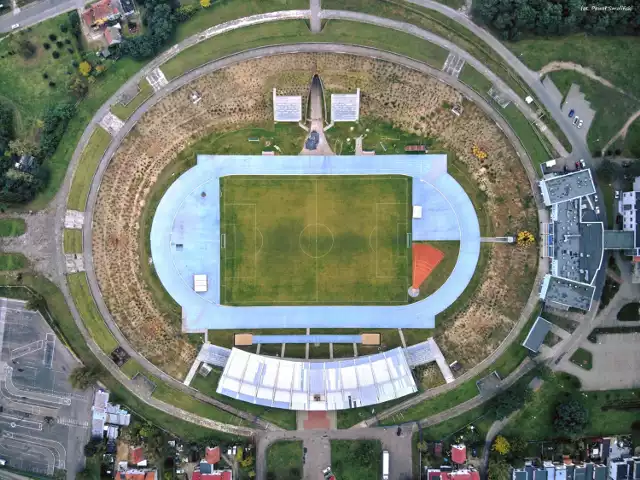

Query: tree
left=508, top=435, right=528, bottom=455
left=83, top=439, right=104, bottom=457
left=8, top=138, right=39, bottom=157
left=69, top=76, right=88, bottom=98
left=200, top=0, right=211, bottom=7
left=417, top=440, right=428, bottom=452
left=488, top=460, right=511, bottom=480
left=0, top=101, right=14, bottom=155
left=175, top=4, right=197, bottom=21
left=554, top=397, right=588, bottom=437
left=597, top=158, right=618, bottom=184
left=492, top=385, right=532, bottom=419
left=69, top=365, right=102, bottom=390
left=78, top=60, right=92, bottom=76
left=492, top=435, right=511, bottom=455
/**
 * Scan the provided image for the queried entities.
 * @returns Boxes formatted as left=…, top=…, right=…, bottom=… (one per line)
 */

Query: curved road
left=49, top=1, right=593, bottom=443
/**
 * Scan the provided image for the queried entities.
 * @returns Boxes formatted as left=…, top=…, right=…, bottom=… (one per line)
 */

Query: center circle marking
left=299, top=224, right=335, bottom=258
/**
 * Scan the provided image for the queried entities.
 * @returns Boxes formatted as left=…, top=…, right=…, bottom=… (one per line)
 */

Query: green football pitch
left=220, top=175, right=412, bottom=305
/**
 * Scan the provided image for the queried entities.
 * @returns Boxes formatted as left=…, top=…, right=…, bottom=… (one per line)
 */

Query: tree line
left=472, top=0, right=640, bottom=40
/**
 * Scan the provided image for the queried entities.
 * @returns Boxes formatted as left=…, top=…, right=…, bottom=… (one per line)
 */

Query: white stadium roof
left=216, top=347, right=417, bottom=411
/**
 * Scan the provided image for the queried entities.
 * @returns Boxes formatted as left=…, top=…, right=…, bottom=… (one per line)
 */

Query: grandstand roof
left=216, top=347, right=417, bottom=411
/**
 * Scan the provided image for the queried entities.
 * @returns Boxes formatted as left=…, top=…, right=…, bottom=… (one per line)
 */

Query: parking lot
left=0, top=298, right=92, bottom=479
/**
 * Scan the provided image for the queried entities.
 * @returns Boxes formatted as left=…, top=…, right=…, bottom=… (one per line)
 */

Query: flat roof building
left=619, top=177, right=640, bottom=257
left=522, top=317, right=552, bottom=352
left=539, top=169, right=596, bottom=206
left=540, top=275, right=595, bottom=311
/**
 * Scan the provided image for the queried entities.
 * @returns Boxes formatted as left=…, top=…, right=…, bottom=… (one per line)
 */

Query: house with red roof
left=129, top=446, right=146, bottom=466
left=82, top=0, right=118, bottom=28
left=452, top=444, right=467, bottom=465
left=114, top=469, right=157, bottom=480
left=205, top=446, right=221, bottom=464
left=192, top=446, right=232, bottom=480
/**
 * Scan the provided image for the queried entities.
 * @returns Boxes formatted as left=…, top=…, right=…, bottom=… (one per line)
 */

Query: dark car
left=575, top=161, right=581, bottom=170
left=568, top=109, right=575, bottom=118
left=305, top=131, right=320, bottom=150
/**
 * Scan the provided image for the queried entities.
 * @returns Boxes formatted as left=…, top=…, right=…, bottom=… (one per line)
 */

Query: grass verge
left=110, top=80, right=153, bottom=120
left=569, top=347, right=593, bottom=371
left=0, top=218, right=26, bottom=237
left=266, top=441, right=303, bottom=480
left=66, top=272, right=119, bottom=353
left=66, top=126, right=113, bottom=211
left=331, top=440, right=382, bottom=480
left=0, top=253, right=28, bottom=271
left=63, top=229, right=83, bottom=253
left=162, top=20, right=449, bottom=79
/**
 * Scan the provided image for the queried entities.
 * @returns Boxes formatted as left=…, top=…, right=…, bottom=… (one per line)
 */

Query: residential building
left=115, top=468, right=156, bottom=480
left=452, top=444, right=467, bottom=465
left=619, top=176, right=640, bottom=260
left=104, top=25, right=122, bottom=45
left=82, top=0, right=118, bottom=28
left=192, top=446, right=232, bottom=480
left=91, top=389, right=131, bottom=439
left=428, top=468, right=480, bottom=480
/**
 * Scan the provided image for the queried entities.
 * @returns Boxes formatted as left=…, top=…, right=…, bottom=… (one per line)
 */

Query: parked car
left=568, top=109, right=575, bottom=118
left=575, top=161, right=581, bottom=170
left=578, top=120, right=584, bottom=128
left=594, top=195, right=599, bottom=203
left=579, top=158, right=586, bottom=168
left=573, top=116, right=580, bottom=125
left=595, top=206, right=601, bottom=215
left=616, top=214, right=623, bottom=225
left=615, top=190, right=620, bottom=199
left=11, top=23, right=19, bottom=29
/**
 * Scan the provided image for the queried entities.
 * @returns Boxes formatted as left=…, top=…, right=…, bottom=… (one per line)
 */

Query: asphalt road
left=0, top=0, right=78, bottom=33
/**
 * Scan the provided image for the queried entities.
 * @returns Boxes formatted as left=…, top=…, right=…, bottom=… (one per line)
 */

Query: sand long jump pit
left=150, top=154, right=480, bottom=331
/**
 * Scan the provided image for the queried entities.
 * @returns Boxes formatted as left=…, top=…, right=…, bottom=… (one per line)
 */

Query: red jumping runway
left=412, top=243, right=445, bottom=289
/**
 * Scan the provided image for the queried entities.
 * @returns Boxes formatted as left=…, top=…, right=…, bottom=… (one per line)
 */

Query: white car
left=11, top=23, right=19, bottom=29
left=595, top=206, right=601, bottom=215
left=578, top=120, right=584, bottom=128
left=579, top=159, right=586, bottom=168
left=615, top=190, right=620, bottom=199
left=573, top=116, right=580, bottom=125
left=594, top=195, right=599, bottom=203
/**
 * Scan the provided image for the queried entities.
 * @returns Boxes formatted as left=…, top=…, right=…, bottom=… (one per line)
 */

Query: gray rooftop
left=604, top=230, right=635, bottom=250
left=522, top=317, right=552, bottom=352
left=540, top=169, right=596, bottom=206
left=552, top=199, right=603, bottom=284
left=541, top=274, right=595, bottom=311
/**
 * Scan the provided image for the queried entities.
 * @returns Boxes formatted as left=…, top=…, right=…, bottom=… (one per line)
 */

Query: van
left=382, top=450, right=389, bottom=480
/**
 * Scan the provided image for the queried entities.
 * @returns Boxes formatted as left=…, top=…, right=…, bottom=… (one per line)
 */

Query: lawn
left=619, top=118, right=640, bottom=158
left=548, top=70, right=640, bottom=154
left=220, top=175, right=411, bottom=305
left=460, top=65, right=551, bottom=169
left=569, top=347, right=593, bottom=371
left=121, top=359, right=143, bottom=378
left=266, top=441, right=303, bottom=480
left=190, top=370, right=297, bottom=430
left=502, top=372, right=640, bottom=439
left=63, top=229, right=83, bottom=253
left=506, top=35, right=640, bottom=100
left=0, top=273, right=239, bottom=443
left=0, top=253, right=27, bottom=271
left=110, top=80, right=153, bottom=120
left=66, top=272, right=119, bottom=354
left=162, top=20, right=449, bottom=80
left=331, top=440, right=382, bottom=480
left=617, top=302, right=640, bottom=322
left=0, top=16, right=83, bottom=141
left=66, top=126, right=112, bottom=211
left=324, top=119, right=433, bottom=155
left=0, top=218, right=26, bottom=237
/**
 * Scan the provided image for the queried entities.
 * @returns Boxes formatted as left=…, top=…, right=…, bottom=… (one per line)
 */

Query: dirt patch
left=538, top=61, right=624, bottom=94
left=93, top=54, right=537, bottom=377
